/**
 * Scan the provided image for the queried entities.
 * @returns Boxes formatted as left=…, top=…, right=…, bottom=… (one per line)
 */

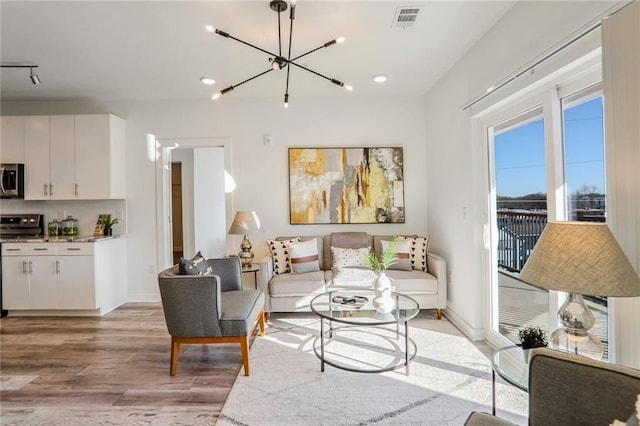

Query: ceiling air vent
left=392, top=6, right=423, bottom=29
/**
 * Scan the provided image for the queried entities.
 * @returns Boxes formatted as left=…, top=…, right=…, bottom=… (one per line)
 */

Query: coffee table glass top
left=310, top=289, right=420, bottom=325
left=492, top=345, right=529, bottom=392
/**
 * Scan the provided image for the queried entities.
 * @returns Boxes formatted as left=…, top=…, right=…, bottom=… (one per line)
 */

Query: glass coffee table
left=492, top=345, right=529, bottom=414
left=310, top=289, right=419, bottom=374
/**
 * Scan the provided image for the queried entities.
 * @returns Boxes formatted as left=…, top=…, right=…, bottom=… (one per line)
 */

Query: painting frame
left=288, top=147, right=405, bottom=224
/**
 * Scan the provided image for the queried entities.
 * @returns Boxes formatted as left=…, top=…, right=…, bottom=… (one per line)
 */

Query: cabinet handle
left=44, top=184, right=48, bottom=196
left=50, top=184, right=54, bottom=196
left=66, top=248, right=81, bottom=251
left=75, top=183, right=79, bottom=196
left=5, top=248, right=20, bottom=251
left=28, top=261, right=33, bottom=274
left=22, top=261, right=28, bottom=274
left=34, top=248, right=48, bottom=251
left=56, top=260, right=60, bottom=274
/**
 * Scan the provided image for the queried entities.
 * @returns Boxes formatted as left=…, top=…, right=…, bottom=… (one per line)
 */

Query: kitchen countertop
left=0, top=234, right=126, bottom=243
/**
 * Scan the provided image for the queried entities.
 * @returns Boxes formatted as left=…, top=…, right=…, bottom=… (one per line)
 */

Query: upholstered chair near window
left=158, top=257, right=265, bottom=376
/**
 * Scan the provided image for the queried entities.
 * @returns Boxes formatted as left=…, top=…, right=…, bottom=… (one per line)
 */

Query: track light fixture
left=207, top=0, right=352, bottom=108
left=0, top=64, right=41, bottom=85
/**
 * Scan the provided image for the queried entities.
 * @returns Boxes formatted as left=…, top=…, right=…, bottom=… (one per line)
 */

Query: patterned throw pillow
left=267, top=238, right=300, bottom=275
left=289, top=238, right=320, bottom=274
left=399, top=236, right=430, bottom=272
left=178, top=251, right=213, bottom=276
left=381, top=239, right=413, bottom=271
left=331, top=246, right=371, bottom=270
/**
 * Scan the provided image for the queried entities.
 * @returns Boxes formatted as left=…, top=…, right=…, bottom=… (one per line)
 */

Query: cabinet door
left=57, top=256, right=96, bottom=309
left=24, top=116, right=51, bottom=200
left=75, top=115, right=110, bottom=199
left=49, top=115, right=76, bottom=199
left=1, top=257, right=30, bottom=309
left=28, top=256, right=59, bottom=309
left=0, top=116, right=25, bottom=163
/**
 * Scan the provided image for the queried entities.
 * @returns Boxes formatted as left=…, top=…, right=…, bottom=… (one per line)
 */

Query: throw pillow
left=381, top=239, right=412, bottom=271
left=267, top=238, right=300, bottom=275
left=331, top=246, right=371, bottom=270
left=178, top=251, right=213, bottom=276
left=289, top=238, right=320, bottom=274
left=399, top=236, right=430, bottom=272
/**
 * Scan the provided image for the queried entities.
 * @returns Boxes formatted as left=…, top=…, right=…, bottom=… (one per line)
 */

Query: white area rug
left=218, top=312, right=527, bottom=425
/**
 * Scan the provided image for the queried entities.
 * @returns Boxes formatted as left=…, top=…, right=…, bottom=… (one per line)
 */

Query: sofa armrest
left=258, top=255, right=274, bottom=311
left=427, top=251, right=447, bottom=309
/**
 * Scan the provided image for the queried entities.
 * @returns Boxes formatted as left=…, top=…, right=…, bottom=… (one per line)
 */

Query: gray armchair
left=158, top=257, right=265, bottom=376
left=465, top=347, right=640, bottom=425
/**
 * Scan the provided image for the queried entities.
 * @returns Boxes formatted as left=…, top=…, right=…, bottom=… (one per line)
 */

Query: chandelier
left=206, top=0, right=352, bottom=108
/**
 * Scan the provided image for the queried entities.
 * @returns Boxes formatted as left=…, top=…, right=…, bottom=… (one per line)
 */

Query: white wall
left=423, top=0, right=622, bottom=339
left=1, top=96, right=427, bottom=301
left=193, top=147, right=226, bottom=259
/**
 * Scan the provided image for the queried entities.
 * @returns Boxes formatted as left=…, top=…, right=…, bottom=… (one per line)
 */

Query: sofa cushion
left=289, top=238, right=321, bottom=274
left=381, top=239, right=412, bottom=271
left=269, top=270, right=326, bottom=297
left=331, top=246, right=371, bottom=270
left=330, top=267, right=376, bottom=288
left=326, top=232, right=373, bottom=269
left=385, top=269, right=439, bottom=293
left=400, top=236, right=430, bottom=272
left=178, top=251, right=213, bottom=276
left=268, top=238, right=300, bottom=275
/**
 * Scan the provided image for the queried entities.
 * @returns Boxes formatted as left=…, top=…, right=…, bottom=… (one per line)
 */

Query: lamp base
left=238, top=235, right=254, bottom=268
left=550, top=293, right=604, bottom=360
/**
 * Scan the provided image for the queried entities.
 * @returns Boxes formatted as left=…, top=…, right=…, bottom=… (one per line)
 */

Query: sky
left=494, top=96, right=605, bottom=199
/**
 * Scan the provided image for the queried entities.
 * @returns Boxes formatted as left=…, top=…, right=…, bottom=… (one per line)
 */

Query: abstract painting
left=289, top=147, right=405, bottom=224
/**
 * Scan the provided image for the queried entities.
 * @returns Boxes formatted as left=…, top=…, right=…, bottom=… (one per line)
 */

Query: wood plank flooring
left=0, top=303, right=245, bottom=425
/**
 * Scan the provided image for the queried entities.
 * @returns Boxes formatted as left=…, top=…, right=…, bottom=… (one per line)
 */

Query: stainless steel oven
left=0, top=164, right=25, bottom=199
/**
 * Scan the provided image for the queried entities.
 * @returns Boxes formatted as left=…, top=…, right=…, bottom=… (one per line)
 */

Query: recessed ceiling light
left=200, top=77, right=216, bottom=85
left=373, top=75, right=388, bottom=83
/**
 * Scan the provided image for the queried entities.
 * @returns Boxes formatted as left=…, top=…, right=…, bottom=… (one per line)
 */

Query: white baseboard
left=444, top=308, right=485, bottom=341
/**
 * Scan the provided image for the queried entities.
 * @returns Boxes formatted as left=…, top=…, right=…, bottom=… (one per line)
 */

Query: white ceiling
left=0, top=1, right=516, bottom=103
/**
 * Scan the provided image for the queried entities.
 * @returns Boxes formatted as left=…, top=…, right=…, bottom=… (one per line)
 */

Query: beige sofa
left=258, top=232, right=447, bottom=319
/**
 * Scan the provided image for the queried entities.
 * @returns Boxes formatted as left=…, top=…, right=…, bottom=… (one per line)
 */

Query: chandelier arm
left=277, top=7, right=282, bottom=57
left=216, top=29, right=280, bottom=59
left=288, top=62, right=344, bottom=87
left=290, top=39, right=337, bottom=62
left=284, top=1, right=295, bottom=97
left=226, top=68, right=276, bottom=92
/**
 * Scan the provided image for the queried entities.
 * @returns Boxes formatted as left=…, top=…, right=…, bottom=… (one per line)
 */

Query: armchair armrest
left=258, top=255, right=274, bottom=312
left=427, top=251, right=447, bottom=308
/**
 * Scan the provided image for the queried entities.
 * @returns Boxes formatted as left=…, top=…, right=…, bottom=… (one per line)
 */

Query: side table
left=241, top=263, right=260, bottom=290
left=491, top=345, right=528, bottom=415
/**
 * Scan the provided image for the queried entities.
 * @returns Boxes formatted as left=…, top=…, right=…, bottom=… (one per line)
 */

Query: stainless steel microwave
left=0, top=164, right=25, bottom=199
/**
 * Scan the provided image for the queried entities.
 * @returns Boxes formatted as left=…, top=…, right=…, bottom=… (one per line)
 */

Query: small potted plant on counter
left=518, top=325, right=548, bottom=363
left=101, top=216, right=119, bottom=236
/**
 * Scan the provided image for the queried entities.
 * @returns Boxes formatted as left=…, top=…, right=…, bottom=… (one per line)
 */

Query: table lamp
left=228, top=211, right=261, bottom=268
left=520, top=221, right=640, bottom=360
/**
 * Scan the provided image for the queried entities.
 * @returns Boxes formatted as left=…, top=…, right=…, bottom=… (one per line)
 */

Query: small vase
left=103, top=228, right=113, bottom=236
left=373, top=272, right=395, bottom=314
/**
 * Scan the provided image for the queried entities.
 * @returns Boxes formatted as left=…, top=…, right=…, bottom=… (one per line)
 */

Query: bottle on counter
left=62, top=216, right=79, bottom=236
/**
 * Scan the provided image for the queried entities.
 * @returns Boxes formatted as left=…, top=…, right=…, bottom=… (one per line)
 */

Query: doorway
left=171, top=162, right=184, bottom=265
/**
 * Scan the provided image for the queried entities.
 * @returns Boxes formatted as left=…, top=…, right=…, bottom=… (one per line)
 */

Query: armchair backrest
left=529, top=348, right=640, bottom=425
left=206, top=257, right=243, bottom=292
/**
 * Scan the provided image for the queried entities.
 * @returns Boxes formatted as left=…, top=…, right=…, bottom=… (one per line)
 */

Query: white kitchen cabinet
left=75, top=114, right=126, bottom=199
left=20, top=113, right=126, bottom=200
left=1, top=239, right=126, bottom=315
left=0, top=116, right=25, bottom=163
left=49, top=115, right=77, bottom=199
left=24, top=116, right=50, bottom=200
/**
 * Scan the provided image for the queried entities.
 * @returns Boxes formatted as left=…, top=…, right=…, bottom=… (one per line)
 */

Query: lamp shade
left=520, top=222, right=640, bottom=297
left=228, top=211, right=261, bottom=235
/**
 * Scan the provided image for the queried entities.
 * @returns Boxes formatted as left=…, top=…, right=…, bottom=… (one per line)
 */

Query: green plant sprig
left=367, top=236, right=399, bottom=272
left=102, top=216, right=119, bottom=229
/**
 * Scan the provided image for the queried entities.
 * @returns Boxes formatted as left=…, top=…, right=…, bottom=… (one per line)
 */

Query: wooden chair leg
left=240, top=336, right=250, bottom=376
left=436, top=308, right=442, bottom=320
left=170, top=337, right=180, bottom=376
left=258, top=309, right=266, bottom=336
left=265, top=311, right=271, bottom=323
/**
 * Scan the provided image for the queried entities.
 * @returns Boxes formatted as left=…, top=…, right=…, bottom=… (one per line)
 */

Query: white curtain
left=602, top=0, right=640, bottom=369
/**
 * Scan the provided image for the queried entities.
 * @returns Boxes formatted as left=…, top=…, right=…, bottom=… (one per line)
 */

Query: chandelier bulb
left=344, top=84, right=354, bottom=92
left=205, top=25, right=215, bottom=33
left=212, top=92, right=222, bottom=100
left=336, top=36, right=346, bottom=44
left=284, top=93, right=289, bottom=108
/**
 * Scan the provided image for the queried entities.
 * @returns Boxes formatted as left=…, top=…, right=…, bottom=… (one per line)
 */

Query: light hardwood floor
left=0, top=303, right=246, bottom=425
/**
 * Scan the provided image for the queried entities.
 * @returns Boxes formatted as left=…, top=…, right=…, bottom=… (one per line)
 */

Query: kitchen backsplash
left=0, top=199, right=127, bottom=236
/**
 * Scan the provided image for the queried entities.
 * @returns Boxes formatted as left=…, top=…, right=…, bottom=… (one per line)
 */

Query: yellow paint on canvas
left=366, top=156, right=390, bottom=208
left=290, top=148, right=325, bottom=176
